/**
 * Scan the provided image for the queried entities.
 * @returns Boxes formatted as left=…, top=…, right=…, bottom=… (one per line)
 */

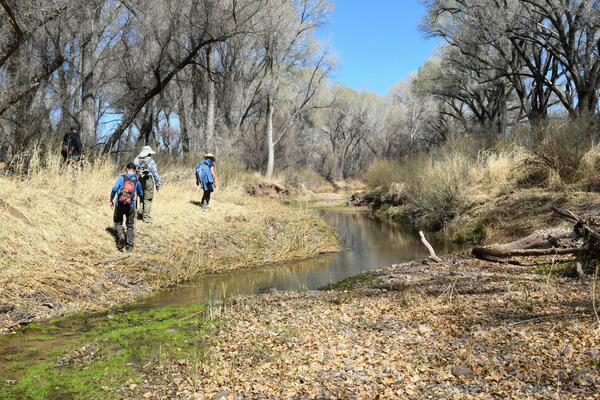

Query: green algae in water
left=0, top=304, right=210, bottom=400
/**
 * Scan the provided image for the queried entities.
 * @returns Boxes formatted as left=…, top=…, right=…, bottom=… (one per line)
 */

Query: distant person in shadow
left=61, top=125, right=85, bottom=162
left=110, top=162, right=143, bottom=251
left=195, top=153, right=218, bottom=209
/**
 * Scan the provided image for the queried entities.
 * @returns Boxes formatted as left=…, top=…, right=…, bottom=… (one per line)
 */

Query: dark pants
left=201, top=190, right=212, bottom=206
left=114, top=204, right=135, bottom=248
left=201, top=181, right=214, bottom=206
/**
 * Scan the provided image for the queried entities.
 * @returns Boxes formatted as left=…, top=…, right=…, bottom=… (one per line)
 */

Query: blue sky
left=321, top=0, right=441, bottom=95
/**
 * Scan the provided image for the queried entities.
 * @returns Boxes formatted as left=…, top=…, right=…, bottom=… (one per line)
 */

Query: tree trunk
left=80, top=38, right=95, bottom=151
left=265, top=95, right=275, bottom=179
left=178, top=93, right=190, bottom=153
left=205, top=46, right=215, bottom=150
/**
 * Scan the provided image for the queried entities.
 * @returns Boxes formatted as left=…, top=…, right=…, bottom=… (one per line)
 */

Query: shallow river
left=0, top=210, right=448, bottom=380
left=141, top=210, right=447, bottom=307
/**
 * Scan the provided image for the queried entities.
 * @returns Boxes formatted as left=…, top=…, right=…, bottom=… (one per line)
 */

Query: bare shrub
left=518, top=119, right=597, bottom=186
left=364, top=159, right=404, bottom=192
left=402, top=152, right=471, bottom=230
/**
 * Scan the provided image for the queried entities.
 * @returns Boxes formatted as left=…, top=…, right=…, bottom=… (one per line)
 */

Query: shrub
left=363, top=159, right=404, bottom=192
left=282, top=166, right=331, bottom=192
left=402, top=152, right=471, bottom=230
left=518, top=119, right=597, bottom=185
left=472, top=147, right=527, bottom=189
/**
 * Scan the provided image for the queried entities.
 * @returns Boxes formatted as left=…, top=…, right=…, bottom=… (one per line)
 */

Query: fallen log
left=472, top=246, right=582, bottom=259
left=471, top=208, right=600, bottom=273
left=471, top=228, right=577, bottom=260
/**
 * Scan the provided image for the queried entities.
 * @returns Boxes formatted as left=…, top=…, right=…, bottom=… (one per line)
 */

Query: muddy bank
left=123, top=256, right=599, bottom=399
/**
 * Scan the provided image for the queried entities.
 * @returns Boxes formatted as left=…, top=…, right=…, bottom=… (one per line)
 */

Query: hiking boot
left=117, top=234, right=126, bottom=248
left=125, top=246, right=133, bottom=252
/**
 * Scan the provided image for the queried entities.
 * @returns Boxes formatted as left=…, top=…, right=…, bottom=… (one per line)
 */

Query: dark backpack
left=118, top=175, right=137, bottom=206
left=61, top=134, right=72, bottom=158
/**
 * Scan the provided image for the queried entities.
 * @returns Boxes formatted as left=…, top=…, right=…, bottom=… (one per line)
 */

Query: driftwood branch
left=473, top=246, right=582, bottom=258
left=419, top=231, right=443, bottom=263
left=471, top=228, right=578, bottom=261
left=472, top=207, right=600, bottom=274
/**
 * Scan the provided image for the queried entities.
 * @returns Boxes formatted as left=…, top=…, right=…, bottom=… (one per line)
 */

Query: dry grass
left=364, top=119, right=600, bottom=234
left=0, top=151, right=339, bottom=330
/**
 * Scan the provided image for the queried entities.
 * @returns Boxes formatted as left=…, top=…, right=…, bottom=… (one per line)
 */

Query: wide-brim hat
left=204, top=153, right=216, bottom=161
left=138, top=145, right=156, bottom=157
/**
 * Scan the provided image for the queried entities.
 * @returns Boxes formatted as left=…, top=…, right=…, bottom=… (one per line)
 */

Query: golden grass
left=0, top=151, right=339, bottom=328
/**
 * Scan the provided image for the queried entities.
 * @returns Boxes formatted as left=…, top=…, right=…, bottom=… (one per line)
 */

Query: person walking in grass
left=61, top=125, right=85, bottom=162
left=195, top=153, right=218, bottom=209
left=110, top=162, right=143, bottom=251
left=134, top=145, right=161, bottom=222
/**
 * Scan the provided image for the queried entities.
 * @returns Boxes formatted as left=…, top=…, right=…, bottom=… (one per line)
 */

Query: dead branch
left=419, top=231, right=443, bottom=263
left=472, top=246, right=582, bottom=259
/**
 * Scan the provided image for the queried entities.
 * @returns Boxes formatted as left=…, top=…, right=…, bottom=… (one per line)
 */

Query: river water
left=0, top=211, right=447, bottom=379
left=141, top=210, right=446, bottom=307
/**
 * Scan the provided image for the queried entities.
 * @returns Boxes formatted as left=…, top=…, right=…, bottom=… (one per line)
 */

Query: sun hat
left=138, top=145, right=156, bottom=158
left=204, top=153, right=216, bottom=161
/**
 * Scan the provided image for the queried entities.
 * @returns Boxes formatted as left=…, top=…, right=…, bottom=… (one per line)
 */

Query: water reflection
left=143, top=211, right=444, bottom=306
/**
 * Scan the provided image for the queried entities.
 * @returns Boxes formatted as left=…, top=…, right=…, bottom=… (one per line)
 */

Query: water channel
left=0, top=210, right=449, bottom=389
left=142, top=210, right=446, bottom=307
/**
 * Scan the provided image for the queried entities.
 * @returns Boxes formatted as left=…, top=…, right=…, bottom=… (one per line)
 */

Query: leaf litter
left=123, top=257, right=600, bottom=399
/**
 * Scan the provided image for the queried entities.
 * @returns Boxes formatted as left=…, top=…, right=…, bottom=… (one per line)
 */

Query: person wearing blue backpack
left=110, top=162, right=144, bottom=251
left=195, top=153, right=218, bottom=209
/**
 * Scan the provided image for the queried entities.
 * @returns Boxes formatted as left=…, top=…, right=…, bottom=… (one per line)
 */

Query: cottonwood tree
left=423, top=0, right=600, bottom=127
left=101, top=0, right=265, bottom=153
left=257, top=0, right=331, bottom=179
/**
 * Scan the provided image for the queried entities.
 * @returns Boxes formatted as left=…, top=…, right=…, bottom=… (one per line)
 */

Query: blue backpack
left=195, top=160, right=213, bottom=183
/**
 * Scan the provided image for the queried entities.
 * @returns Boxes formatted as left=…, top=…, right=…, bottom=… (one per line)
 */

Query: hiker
left=110, top=162, right=143, bottom=251
left=134, top=145, right=161, bottom=222
left=195, top=153, right=218, bottom=208
left=61, top=126, right=85, bottom=161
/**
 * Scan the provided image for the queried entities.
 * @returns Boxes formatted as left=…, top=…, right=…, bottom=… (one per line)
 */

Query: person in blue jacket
left=195, top=153, right=218, bottom=208
left=110, top=162, right=144, bottom=251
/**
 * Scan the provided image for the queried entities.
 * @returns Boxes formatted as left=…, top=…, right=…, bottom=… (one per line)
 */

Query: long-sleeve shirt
left=110, top=173, right=143, bottom=208
left=62, top=132, right=83, bottom=158
left=134, top=156, right=161, bottom=188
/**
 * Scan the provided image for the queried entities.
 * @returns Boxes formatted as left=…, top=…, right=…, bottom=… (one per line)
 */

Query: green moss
left=536, top=261, right=578, bottom=278
left=319, top=273, right=375, bottom=291
left=0, top=304, right=210, bottom=400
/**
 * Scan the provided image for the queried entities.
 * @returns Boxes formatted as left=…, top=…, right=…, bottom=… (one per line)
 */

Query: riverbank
left=0, top=207, right=437, bottom=399
left=121, top=256, right=599, bottom=399
left=365, top=187, right=600, bottom=245
left=0, top=159, right=339, bottom=333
